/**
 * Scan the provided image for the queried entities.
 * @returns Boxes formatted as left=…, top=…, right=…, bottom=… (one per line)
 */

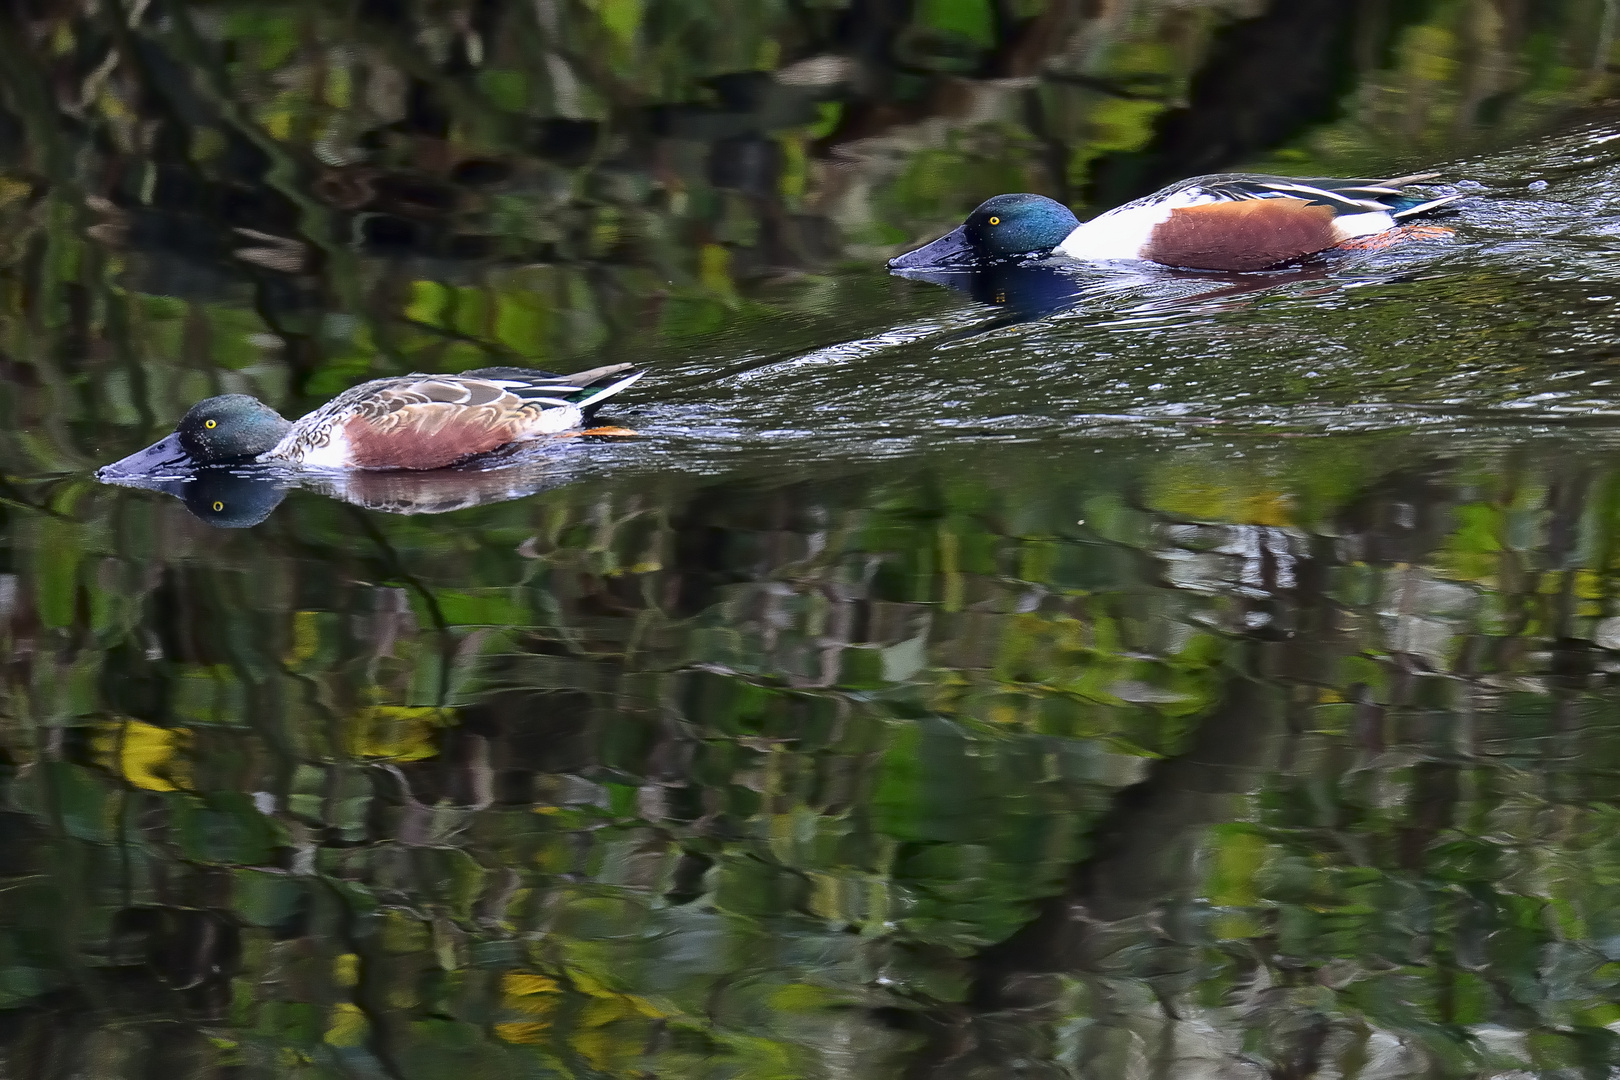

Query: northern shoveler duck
left=98, top=363, right=643, bottom=476
left=888, top=173, right=1462, bottom=273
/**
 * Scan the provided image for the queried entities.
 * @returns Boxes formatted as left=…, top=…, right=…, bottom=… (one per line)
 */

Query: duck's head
left=888, top=194, right=1080, bottom=270
left=98, top=395, right=292, bottom=477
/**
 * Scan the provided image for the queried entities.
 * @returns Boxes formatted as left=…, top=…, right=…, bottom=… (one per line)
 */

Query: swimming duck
left=98, top=363, right=643, bottom=476
left=888, top=173, right=1461, bottom=273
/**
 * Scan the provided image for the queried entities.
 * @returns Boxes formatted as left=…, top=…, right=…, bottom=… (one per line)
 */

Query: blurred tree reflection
left=5, top=438, right=1620, bottom=1075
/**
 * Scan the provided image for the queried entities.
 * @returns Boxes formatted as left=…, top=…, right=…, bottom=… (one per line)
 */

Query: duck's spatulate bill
left=97, top=432, right=193, bottom=479
left=888, top=224, right=976, bottom=269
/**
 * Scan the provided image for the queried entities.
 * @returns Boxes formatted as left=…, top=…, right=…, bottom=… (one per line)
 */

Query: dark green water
left=11, top=2, right=1620, bottom=1078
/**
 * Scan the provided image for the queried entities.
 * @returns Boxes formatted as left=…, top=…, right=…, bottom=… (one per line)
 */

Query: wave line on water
left=721, top=313, right=991, bottom=385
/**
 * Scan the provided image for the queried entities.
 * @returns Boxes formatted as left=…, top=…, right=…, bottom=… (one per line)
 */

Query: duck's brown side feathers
left=341, top=404, right=527, bottom=470
left=1142, top=197, right=1338, bottom=271
left=281, top=366, right=640, bottom=470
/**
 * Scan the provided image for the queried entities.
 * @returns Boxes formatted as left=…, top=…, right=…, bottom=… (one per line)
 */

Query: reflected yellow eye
left=212, top=501, right=224, bottom=512
left=205, top=419, right=217, bottom=429
left=988, top=216, right=1000, bottom=225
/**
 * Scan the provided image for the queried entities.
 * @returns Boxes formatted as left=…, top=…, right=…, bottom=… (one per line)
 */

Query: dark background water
left=8, top=1, right=1620, bottom=1078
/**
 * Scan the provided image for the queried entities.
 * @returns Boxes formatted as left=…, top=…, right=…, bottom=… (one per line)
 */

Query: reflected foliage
left=10, top=439, right=1620, bottom=1077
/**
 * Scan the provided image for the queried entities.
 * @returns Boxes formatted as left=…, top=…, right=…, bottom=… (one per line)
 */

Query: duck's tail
left=1213, top=173, right=1465, bottom=220
left=463, top=362, right=644, bottom=412
left=573, top=366, right=645, bottom=413
left=1370, top=172, right=1466, bottom=219
left=1390, top=192, right=1466, bottom=219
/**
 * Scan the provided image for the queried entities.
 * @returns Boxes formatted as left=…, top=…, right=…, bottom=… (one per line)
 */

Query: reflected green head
left=180, top=470, right=288, bottom=528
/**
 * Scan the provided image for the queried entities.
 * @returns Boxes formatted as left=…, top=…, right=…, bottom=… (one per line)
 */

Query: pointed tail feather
left=1330, top=184, right=1404, bottom=196
left=1377, top=171, right=1443, bottom=186
left=460, top=362, right=634, bottom=388
left=566, top=362, right=637, bottom=386
left=1392, top=192, right=1464, bottom=219
left=576, top=369, right=644, bottom=412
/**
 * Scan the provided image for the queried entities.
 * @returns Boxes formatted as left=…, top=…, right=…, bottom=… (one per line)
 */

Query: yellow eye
left=205, top=419, right=217, bottom=429
left=988, top=216, right=1000, bottom=226
left=212, top=501, right=224, bottom=512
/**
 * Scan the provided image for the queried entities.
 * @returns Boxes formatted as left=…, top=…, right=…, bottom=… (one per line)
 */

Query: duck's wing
left=291, top=364, right=643, bottom=470
left=455, top=363, right=643, bottom=407
left=333, top=364, right=641, bottom=423
left=1189, top=173, right=1462, bottom=218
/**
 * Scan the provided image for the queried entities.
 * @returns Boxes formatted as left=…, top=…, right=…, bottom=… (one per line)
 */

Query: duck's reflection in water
left=98, top=455, right=591, bottom=527
left=896, top=256, right=1396, bottom=334
left=894, top=261, right=1098, bottom=325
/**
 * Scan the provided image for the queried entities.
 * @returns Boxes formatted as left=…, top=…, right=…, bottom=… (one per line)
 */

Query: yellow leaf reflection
left=345, top=706, right=455, bottom=761
left=324, top=1001, right=368, bottom=1047
left=92, top=719, right=190, bottom=791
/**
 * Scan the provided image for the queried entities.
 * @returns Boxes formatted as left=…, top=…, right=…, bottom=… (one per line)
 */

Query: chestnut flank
left=1143, top=198, right=1340, bottom=271
left=342, top=411, right=523, bottom=470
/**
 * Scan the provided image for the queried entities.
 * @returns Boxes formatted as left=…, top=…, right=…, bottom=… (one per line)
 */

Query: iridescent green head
left=99, top=394, right=293, bottom=477
left=176, top=395, right=292, bottom=463
left=889, top=194, right=1081, bottom=269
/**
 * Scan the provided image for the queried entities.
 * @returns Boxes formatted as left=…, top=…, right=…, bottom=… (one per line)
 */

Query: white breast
left=266, top=424, right=352, bottom=469
left=523, top=404, right=583, bottom=435
left=1329, top=210, right=1398, bottom=241
left=1056, top=187, right=1224, bottom=262
left=1056, top=206, right=1159, bottom=261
